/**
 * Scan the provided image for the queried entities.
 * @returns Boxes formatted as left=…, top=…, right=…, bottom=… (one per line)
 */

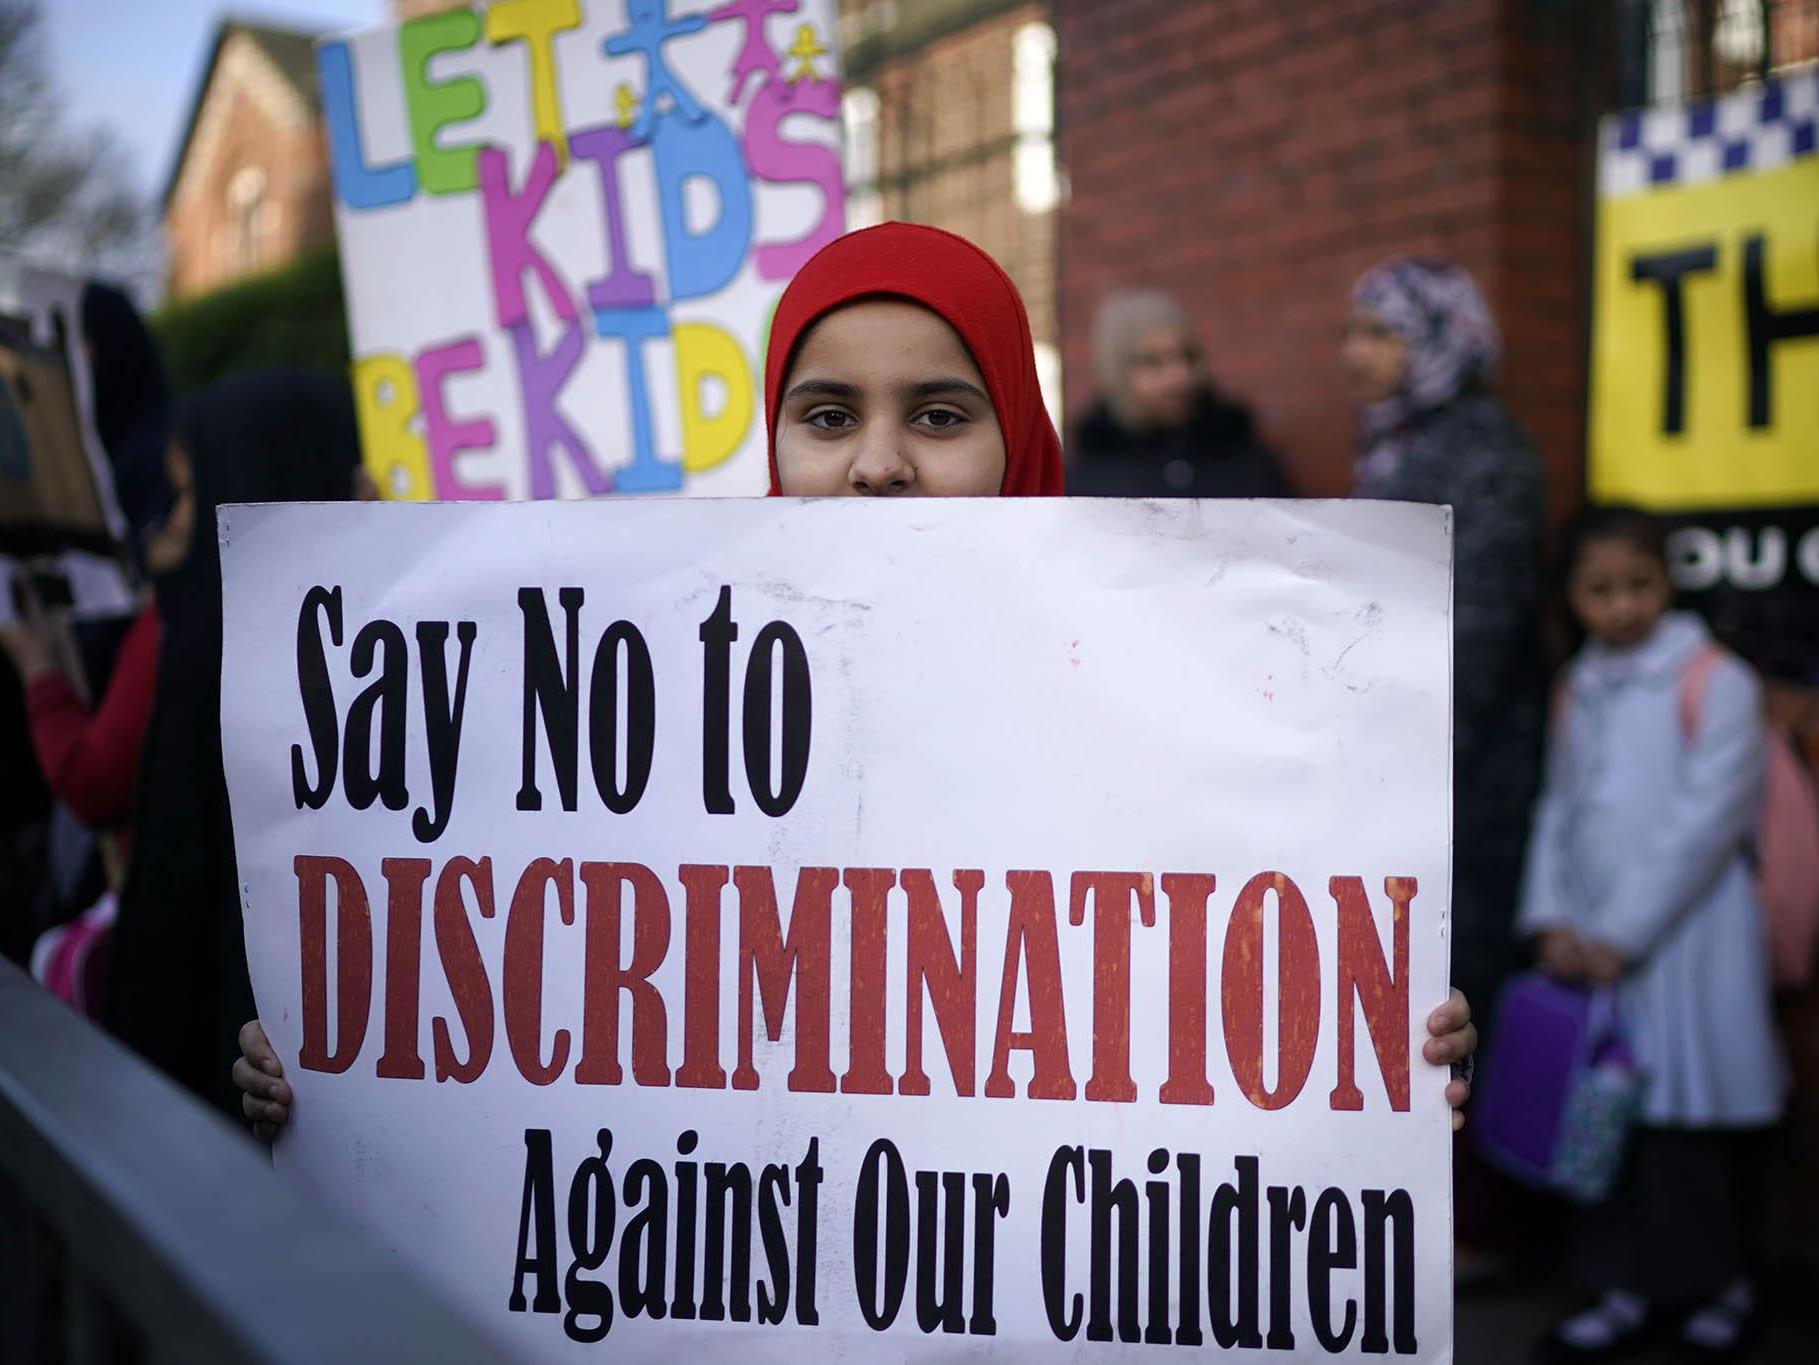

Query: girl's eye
left=806, top=409, right=856, bottom=431
left=915, top=408, right=966, bottom=431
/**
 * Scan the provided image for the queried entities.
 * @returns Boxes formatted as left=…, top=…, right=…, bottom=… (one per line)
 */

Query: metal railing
left=0, top=954, right=502, bottom=1364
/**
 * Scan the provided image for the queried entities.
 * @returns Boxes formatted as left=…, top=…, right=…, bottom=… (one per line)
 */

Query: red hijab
left=763, top=223, right=1064, bottom=496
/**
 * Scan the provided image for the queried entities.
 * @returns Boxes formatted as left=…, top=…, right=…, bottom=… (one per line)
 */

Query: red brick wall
left=1056, top=0, right=1600, bottom=513
left=866, top=5, right=1058, bottom=350
left=842, top=1, right=1059, bottom=353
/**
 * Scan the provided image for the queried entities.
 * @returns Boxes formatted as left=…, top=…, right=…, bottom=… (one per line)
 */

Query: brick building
left=838, top=0, right=1063, bottom=418
left=1053, top=0, right=1819, bottom=506
left=163, top=21, right=336, bottom=301
left=1053, top=0, right=1606, bottom=506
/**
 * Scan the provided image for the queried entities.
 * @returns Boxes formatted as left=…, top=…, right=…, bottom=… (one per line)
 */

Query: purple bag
left=1473, top=974, right=1643, bottom=1203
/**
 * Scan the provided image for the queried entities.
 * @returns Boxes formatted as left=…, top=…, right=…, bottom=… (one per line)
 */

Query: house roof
left=161, top=18, right=327, bottom=210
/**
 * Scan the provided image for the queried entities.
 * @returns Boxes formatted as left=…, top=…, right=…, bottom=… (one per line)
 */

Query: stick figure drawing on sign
left=785, top=22, right=827, bottom=84
left=605, top=0, right=708, bottom=140
left=709, top=0, right=799, bottom=105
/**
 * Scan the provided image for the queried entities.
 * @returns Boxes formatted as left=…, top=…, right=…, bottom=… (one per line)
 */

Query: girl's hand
left=1582, top=941, right=1627, bottom=986
left=1537, top=927, right=1587, bottom=982
left=1424, top=988, right=1477, bottom=1132
left=232, top=1018, right=291, bottom=1143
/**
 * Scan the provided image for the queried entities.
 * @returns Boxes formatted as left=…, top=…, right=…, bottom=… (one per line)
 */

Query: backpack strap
left=1678, top=642, right=1725, bottom=742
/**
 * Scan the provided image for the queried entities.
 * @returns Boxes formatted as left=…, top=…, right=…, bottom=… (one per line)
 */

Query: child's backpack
left=1681, top=645, right=1819, bottom=989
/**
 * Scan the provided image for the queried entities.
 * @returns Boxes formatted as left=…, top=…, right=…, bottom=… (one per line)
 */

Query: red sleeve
left=24, top=604, right=161, bottom=830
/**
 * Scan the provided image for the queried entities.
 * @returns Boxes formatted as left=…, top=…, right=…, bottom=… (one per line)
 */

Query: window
left=1715, top=0, right=1768, bottom=68
left=1033, top=342, right=1063, bottom=435
left=1647, top=0, right=1692, bottom=101
left=843, top=86, right=883, bottom=229
left=228, top=166, right=267, bottom=273
left=1624, top=0, right=1816, bottom=104
left=1012, top=22, right=1059, bottom=215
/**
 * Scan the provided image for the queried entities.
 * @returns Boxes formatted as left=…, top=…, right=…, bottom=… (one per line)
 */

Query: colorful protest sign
left=221, top=497, right=1456, bottom=1360
left=1588, top=70, right=1819, bottom=679
left=319, top=0, right=843, bottom=502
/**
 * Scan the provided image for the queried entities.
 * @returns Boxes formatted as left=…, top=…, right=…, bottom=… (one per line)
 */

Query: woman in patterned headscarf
left=1343, top=259, right=1546, bottom=1265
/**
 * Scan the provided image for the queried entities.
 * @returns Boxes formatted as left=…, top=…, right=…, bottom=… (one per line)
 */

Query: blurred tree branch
left=0, top=0, right=160, bottom=292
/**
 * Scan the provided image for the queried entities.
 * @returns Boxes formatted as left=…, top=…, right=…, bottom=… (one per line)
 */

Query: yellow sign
left=1590, top=92, right=1819, bottom=512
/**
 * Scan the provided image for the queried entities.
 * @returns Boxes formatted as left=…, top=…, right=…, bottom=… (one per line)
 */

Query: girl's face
left=1567, top=536, right=1673, bottom=651
left=773, top=300, right=1007, bottom=497
left=1340, top=307, right=1409, bottom=405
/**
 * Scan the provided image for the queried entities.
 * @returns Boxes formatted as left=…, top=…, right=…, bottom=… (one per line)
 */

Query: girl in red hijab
left=763, top=222, right=1063, bottom=497
left=233, top=224, right=1479, bottom=1136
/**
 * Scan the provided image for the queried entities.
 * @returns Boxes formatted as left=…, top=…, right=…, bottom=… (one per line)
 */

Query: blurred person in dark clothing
left=81, top=281, right=173, bottom=521
left=5, top=587, right=158, bottom=844
left=1, top=564, right=155, bottom=1016
left=0, top=650, right=53, bottom=965
left=0, top=281, right=171, bottom=966
left=1069, top=290, right=1292, bottom=498
left=0, top=283, right=178, bottom=1009
left=7, top=282, right=178, bottom=850
left=106, top=369, right=366, bottom=1117
left=1344, top=258, right=1546, bottom=1271
left=1345, top=258, right=1546, bottom=1016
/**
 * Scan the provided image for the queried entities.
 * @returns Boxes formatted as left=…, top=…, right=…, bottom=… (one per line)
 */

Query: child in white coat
left=1521, top=506, right=1787, bottom=1361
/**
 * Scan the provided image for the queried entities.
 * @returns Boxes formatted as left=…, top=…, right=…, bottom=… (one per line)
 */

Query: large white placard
left=221, top=498, right=1454, bottom=1361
